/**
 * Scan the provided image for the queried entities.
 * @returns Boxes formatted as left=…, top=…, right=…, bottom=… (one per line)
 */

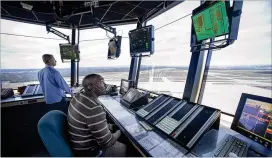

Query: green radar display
left=59, top=44, right=80, bottom=61
left=192, top=1, right=229, bottom=41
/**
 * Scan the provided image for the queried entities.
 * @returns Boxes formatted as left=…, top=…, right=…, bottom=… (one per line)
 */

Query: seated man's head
left=42, top=54, right=56, bottom=66
left=82, top=74, right=106, bottom=97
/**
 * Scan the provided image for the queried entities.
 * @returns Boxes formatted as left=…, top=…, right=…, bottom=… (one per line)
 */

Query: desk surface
left=1, top=86, right=81, bottom=104
left=99, top=95, right=189, bottom=157
left=98, top=95, right=272, bottom=157
left=1, top=94, right=72, bottom=108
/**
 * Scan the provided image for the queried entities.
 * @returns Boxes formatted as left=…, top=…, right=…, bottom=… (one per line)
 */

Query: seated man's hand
left=108, top=123, right=118, bottom=131
left=113, top=130, right=121, bottom=140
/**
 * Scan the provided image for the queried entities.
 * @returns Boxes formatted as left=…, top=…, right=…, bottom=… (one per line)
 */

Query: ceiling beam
left=79, top=13, right=83, bottom=26
left=123, top=1, right=149, bottom=11
left=1, top=7, right=11, bottom=16
left=32, top=11, right=39, bottom=21
left=100, top=1, right=119, bottom=22
left=121, top=0, right=144, bottom=20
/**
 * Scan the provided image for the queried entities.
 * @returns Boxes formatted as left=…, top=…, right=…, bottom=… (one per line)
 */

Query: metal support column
left=134, top=55, right=142, bottom=88
left=70, top=27, right=76, bottom=87
left=128, top=58, right=137, bottom=82
left=183, top=0, right=207, bottom=102
left=135, top=21, right=146, bottom=88
left=76, top=28, right=80, bottom=87
left=128, top=20, right=146, bottom=87
left=198, top=38, right=213, bottom=103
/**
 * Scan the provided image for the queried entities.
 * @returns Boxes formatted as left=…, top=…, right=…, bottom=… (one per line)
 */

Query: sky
left=1, top=0, right=271, bottom=69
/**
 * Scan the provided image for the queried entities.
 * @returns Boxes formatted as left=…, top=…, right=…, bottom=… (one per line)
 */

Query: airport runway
left=3, top=68, right=271, bottom=118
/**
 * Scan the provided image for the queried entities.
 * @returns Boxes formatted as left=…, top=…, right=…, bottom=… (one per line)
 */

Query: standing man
left=38, top=54, right=73, bottom=113
left=67, top=74, right=127, bottom=157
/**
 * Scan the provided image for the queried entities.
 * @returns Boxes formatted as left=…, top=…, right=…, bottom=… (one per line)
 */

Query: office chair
left=37, top=110, right=102, bottom=157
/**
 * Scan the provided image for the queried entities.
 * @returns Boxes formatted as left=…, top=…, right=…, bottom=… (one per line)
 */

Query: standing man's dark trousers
left=47, top=97, right=68, bottom=114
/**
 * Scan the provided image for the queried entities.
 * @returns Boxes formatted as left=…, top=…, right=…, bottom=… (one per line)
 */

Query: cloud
left=0, top=0, right=271, bottom=69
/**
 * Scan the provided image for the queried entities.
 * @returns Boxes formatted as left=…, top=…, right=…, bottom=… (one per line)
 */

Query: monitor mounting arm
left=93, top=18, right=116, bottom=37
left=46, top=25, right=70, bottom=43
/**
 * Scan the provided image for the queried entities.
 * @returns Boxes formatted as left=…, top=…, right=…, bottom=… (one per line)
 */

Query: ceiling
left=1, top=1, right=184, bottom=30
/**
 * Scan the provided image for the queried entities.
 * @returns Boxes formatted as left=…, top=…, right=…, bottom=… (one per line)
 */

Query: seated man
left=67, top=74, right=127, bottom=157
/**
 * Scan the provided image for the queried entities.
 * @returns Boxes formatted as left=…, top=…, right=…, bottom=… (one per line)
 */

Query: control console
left=22, top=84, right=43, bottom=97
left=145, top=98, right=185, bottom=125
left=136, top=94, right=170, bottom=118
left=136, top=94, right=221, bottom=149
left=156, top=103, right=198, bottom=134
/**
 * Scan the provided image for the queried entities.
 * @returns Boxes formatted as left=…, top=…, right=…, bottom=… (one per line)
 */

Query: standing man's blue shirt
left=38, top=65, right=73, bottom=104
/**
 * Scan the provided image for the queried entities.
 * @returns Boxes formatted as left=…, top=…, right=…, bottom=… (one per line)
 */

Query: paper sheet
left=119, top=115, right=138, bottom=127
left=112, top=110, right=132, bottom=120
left=125, top=123, right=147, bottom=137
left=149, top=139, right=187, bottom=157
left=138, top=132, right=164, bottom=151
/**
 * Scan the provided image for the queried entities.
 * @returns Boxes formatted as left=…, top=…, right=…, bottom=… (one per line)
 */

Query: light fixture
left=20, top=2, right=33, bottom=11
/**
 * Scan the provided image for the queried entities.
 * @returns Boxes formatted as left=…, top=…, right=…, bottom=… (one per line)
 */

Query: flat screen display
left=147, top=99, right=180, bottom=124
left=108, top=36, right=122, bottom=59
left=60, top=44, right=79, bottom=60
left=129, top=25, right=154, bottom=55
left=26, top=85, right=35, bottom=94
left=124, top=90, right=135, bottom=103
left=237, top=99, right=272, bottom=144
left=36, top=85, right=43, bottom=95
left=172, top=103, right=195, bottom=121
left=231, top=93, right=272, bottom=150
left=121, top=80, right=129, bottom=93
left=192, top=1, right=229, bottom=41
left=176, top=108, right=216, bottom=145
left=144, top=95, right=168, bottom=112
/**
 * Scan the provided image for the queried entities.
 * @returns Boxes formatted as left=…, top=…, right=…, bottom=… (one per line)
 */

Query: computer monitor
left=231, top=93, right=272, bottom=149
left=59, top=44, right=80, bottom=62
left=192, top=1, right=230, bottom=41
left=123, top=88, right=141, bottom=103
left=120, top=79, right=133, bottom=95
left=108, top=36, right=122, bottom=59
left=129, top=25, right=154, bottom=56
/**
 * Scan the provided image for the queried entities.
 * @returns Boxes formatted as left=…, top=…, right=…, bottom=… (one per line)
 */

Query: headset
left=87, top=83, right=106, bottom=94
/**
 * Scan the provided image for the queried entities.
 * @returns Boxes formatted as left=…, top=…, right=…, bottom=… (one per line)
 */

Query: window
left=78, top=24, right=136, bottom=85
left=1, top=19, right=71, bottom=89
left=138, top=1, right=200, bottom=98
left=201, top=1, right=272, bottom=115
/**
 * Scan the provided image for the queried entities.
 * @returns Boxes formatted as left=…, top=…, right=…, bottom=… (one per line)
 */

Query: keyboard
left=211, top=134, right=249, bottom=157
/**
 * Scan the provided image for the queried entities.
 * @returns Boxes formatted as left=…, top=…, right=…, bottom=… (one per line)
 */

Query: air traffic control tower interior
left=1, top=1, right=271, bottom=157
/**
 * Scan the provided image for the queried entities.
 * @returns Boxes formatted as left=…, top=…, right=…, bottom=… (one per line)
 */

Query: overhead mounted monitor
left=129, top=25, right=154, bottom=56
left=59, top=44, right=80, bottom=62
left=192, top=1, right=229, bottom=41
left=108, top=36, right=122, bottom=59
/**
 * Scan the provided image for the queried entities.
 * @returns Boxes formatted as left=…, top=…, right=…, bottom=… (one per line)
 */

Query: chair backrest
left=38, top=110, right=73, bottom=157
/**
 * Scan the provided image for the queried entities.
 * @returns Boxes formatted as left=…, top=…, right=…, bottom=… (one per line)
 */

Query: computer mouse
left=229, top=152, right=238, bottom=157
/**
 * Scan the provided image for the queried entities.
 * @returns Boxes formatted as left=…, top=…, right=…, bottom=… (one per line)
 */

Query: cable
left=1, top=13, right=192, bottom=43
left=155, top=13, right=192, bottom=31
left=0, top=33, right=65, bottom=40
left=80, top=13, right=192, bottom=42
left=0, top=32, right=127, bottom=42
left=80, top=38, right=109, bottom=42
